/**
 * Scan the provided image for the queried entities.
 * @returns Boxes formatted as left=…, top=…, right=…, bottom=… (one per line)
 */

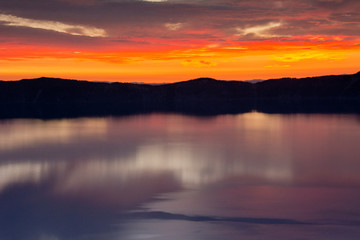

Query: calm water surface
left=0, top=112, right=360, bottom=240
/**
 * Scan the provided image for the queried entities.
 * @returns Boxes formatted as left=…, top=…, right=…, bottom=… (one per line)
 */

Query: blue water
left=0, top=112, right=360, bottom=240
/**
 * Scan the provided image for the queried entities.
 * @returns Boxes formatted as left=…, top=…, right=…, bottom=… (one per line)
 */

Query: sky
left=1, top=0, right=360, bottom=83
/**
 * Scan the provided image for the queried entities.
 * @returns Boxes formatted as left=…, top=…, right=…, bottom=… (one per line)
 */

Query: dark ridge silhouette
left=0, top=72, right=359, bottom=119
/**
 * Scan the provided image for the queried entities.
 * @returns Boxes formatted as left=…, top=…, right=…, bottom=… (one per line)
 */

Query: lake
left=0, top=112, right=360, bottom=240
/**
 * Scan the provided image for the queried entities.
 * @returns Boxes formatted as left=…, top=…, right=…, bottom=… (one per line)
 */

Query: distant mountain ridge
left=0, top=72, right=359, bottom=118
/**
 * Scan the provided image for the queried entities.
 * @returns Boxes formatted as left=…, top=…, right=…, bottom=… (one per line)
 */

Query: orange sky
left=1, top=0, right=360, bottom=83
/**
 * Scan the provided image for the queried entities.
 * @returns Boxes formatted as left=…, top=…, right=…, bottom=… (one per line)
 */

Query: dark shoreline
left=0, top=72, right=359, bottom=119
left=0, top=99, right=359, bottom=119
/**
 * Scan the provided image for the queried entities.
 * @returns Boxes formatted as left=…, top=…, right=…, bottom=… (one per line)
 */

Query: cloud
left=181, top=59, right=218, bottom=67
left=165, top=22, right=183, bottom=31
left=142, top=0, right=168, bottom=2
left=0, top=0, right=360, bottom=58
left=236, top=22, right=283, bottom=38
left=265, top=64, right=291, bottom=68
left=272, top=50, right=347, bottom=62
left=223, top=46, right=248, bottom=50
left=0, top=14, right=107, bottom=37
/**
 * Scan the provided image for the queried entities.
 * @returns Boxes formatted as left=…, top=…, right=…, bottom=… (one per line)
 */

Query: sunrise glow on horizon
left=1, top=0, right=360, bottom=83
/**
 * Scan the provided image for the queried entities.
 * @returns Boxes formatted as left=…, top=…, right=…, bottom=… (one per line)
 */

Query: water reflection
left=0, top=113, right=360, bottom=240
left=0, top=162, right=54, bottom=192
left=0, top=118, right=108, bottom=151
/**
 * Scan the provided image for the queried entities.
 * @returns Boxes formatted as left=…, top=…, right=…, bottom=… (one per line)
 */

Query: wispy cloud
left=141, top=0, right=168, bottom=2
left=236, top=22, right=283, bottom=38
left=0, top=14, right=107, bottom=37
left=272, top=50, right=347, bottom=62
left=165, top=22, right=183, bottom=31
left=265, top=64, right=291, bottom=68
left=0, top=0, right=360, bottom=81
left=181, top=59, right=218, bottom=67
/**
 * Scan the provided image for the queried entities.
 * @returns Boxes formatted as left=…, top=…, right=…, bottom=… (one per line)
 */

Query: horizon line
left=2, top=70, right=359, bottom=85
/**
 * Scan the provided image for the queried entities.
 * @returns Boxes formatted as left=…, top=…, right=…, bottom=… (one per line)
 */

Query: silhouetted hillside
left=256, top=72, right=360, bottom=99
left=0, top=72, right=359, bottom=118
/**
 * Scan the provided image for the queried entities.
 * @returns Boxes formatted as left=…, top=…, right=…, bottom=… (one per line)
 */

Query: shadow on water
left=0, top=182, right=312, bottom=240
left=0, top=182, right=116, bottom=240
left=126, top=211, right=312, bottom=225
left=0, top=174, right=182, bottom=240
